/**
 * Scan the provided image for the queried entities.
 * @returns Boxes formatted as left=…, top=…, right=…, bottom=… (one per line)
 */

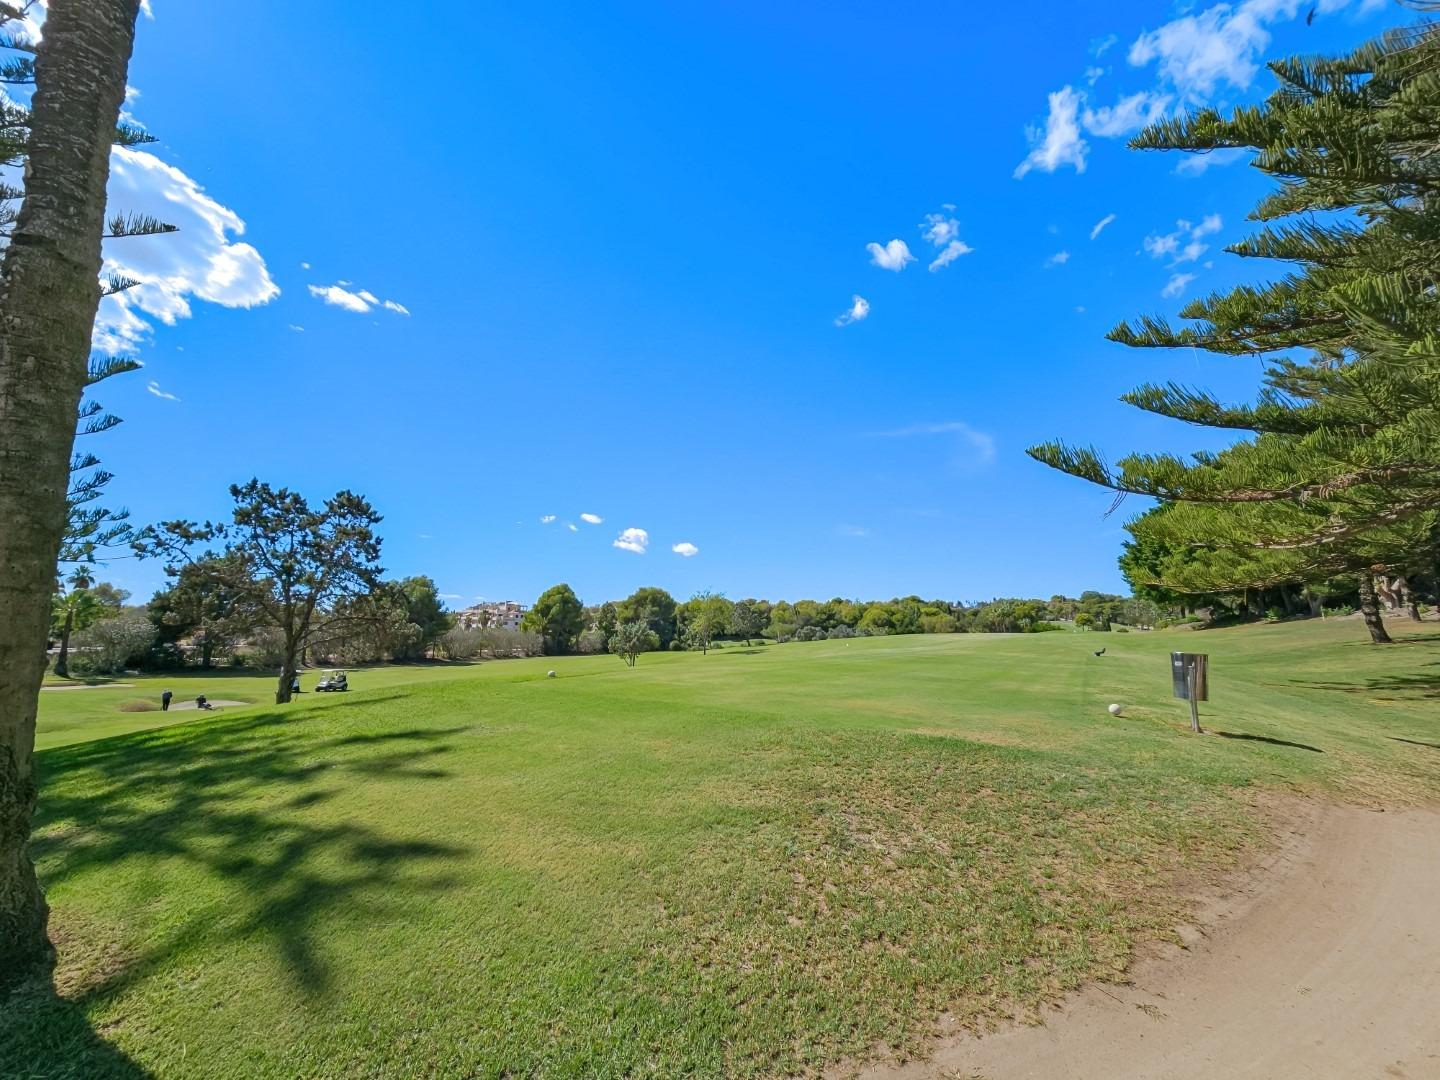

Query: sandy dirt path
left=856, top=803, right=1440, bottom=1080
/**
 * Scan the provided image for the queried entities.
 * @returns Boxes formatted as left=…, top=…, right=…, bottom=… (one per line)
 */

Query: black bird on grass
left=1094, top=647, right=1106, bottom=657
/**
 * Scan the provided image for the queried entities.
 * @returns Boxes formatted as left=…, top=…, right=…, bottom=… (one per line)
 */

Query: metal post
left=1188, top=685, right=1202, bottom=733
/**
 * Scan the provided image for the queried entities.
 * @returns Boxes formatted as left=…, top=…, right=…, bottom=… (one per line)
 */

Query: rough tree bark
left=1357, top=574, right=1393, bottom=645
left=0, top=0, right=142, bottom=989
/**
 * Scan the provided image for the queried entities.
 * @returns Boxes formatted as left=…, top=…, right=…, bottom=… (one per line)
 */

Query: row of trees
left=516, top=584, right=1175, bottom=658
left=1031, top=16, right=1440, bottom=645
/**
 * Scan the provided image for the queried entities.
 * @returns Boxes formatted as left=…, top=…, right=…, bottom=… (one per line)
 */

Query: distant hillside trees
left=679, top=591, right=731, bottom=655
left=522, top=584, right=586, bottom=655
left=617, top=587, right=679, bottom=650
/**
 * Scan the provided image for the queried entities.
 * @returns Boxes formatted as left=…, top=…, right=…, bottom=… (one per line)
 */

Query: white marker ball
left=1108, top=703, right=1123, bottom=716
left=547, top=670, right=557, bottom=679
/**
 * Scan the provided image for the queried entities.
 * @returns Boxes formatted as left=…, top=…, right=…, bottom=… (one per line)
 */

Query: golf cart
left=315, top=670, right=349, bottom=693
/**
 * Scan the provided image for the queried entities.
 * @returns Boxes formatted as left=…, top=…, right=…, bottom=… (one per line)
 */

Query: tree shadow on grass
left=1389, top=736, right=1440, bottom=751
left=1212, top=730, right=1324, bottom=753
left=1295, top=667, right=1440, bottom=700
left=1, top=979, right=154, bottom=1079
left=29, top=705, right=468, bottom=1034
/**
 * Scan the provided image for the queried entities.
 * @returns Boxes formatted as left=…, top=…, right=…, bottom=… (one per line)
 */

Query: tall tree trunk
left=1357, top=574, right=1393, bottom=645
left=276, top=639, right=297, bottom=704
left=1304, top=589, right=1322, bottom=618
left=0, top=0, right=142, bottom=990
left=1409, top=599, right=1423, bottom=623
left=53, top=611, right=74, bottom=678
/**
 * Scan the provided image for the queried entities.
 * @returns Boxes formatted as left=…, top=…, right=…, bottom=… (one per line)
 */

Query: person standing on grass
left=161, top=688, right=173, bottom=712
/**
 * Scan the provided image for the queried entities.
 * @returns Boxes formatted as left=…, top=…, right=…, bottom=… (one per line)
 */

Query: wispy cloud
left=1016, top=1, right=1381, bottom=179
left=580, top=513, right=603, bottom=525
left=1144, top=214, right=1221, bottom=265
left=1090, top=213, right=1117, bottom=240
left=672, top=542, right=699, bottom=557
left=1014, top=85, right=1086, bottom=178
left=871, top=420, right=997, bottom=466
left=1162, top=271, right=1197, bottom=298
left=540, top=515, right=556, bottom=524
left=613, top=527, right=649, bottom=554
left=837, top=524, right=870, bottom=538
left=1175, top=148, right=1247, bottom=176
left=308, top=281, right=409, bottom=316
left=145, top=380, right=178, bottom=401
left=920, top=211, right=973, bottom=271
left=566, top=522, right=579, bottom=532
left=834, top=294, right=870, bottom=327
left=866, top=238, right=915, bottom=272
left=1081, top=90, right=1170, bottom=137
left=308, top=283, right=370, bottom=313
left=1045, top=250, right=1071, bottom=268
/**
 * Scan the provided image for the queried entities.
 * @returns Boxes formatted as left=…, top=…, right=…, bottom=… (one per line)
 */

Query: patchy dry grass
left=7, top=619, right=1439, bottom=1077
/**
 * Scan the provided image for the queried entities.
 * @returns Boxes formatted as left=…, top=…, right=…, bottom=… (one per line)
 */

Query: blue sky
left=87, top=0, right=1403, bottom=608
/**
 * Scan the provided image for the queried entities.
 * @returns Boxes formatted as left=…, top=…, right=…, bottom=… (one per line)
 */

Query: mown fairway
left=9, top=621, right=1440, bottom=1078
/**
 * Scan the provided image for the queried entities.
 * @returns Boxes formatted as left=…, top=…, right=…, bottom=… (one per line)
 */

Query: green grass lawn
left=8, top=620, right=1440, bottom=1078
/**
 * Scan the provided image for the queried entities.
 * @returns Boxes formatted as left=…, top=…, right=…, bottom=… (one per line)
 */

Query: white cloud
left=1045, top=250, right=1070, bottom=268
left=920, top=212, right=973, bottom=271
left=866, top=238, right=915, bottom=272
left=672, top=542, right=699, bottom=557
left=1018, top=1, right=1378, bottom=181
left=1144, top=214, right=1222, bottom=266
left=1015, top=85, right=1087, bottom=178
left=300, top=261, right=311, bottom=270
left=439, top=593, right=461, bottom=601
left=1081, top=90, right=1170, bottom=137
left=872, top=420, right=997, bottom=465
left=1162, top=271, right=1197, bottom=298
left=566, top=522, right=579, bottom=532
left=1175, top=147, right=1248, bottom=175
left=613, top=527, right=649, bottom=555
left=94, top=147, right=279, bottom=354
left=307, top=281, right=409, bottom=316
left=834, top=294, right=870, bottom=327
left=145, top=380, right=178, bottom=401
left=580, top=513, right=603, bottom=525
left=308, top=283, right=370, bottom=313
left=1075, top=305, right=1087, bottom=313
left=288, top=324, right=305, bottom=332
left=540, top=515, right=556, bottom=524
left=1129, top=1, right=1273, bottom=103
left=1090, top=213, right=1117, bottom=240
left=837, top=524, right=870, bottom=538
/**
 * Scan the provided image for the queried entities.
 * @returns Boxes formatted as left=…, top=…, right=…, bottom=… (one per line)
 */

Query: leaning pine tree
left=1030, top=19, right=1440, bottom=644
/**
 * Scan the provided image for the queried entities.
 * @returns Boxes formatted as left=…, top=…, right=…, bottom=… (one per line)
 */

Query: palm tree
left=50, top=567, right=100, bottom=678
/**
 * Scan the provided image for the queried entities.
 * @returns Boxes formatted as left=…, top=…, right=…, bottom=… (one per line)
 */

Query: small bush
left=1323, top=604, right=1356, bottom=617
left=1113, top=626, right=1130, bottom=633
left=1265, top=607, right=1284, bottom=622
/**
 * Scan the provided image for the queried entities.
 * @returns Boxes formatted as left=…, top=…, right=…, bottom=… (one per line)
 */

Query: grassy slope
left=9, top=620, right=1440, bottom=1078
